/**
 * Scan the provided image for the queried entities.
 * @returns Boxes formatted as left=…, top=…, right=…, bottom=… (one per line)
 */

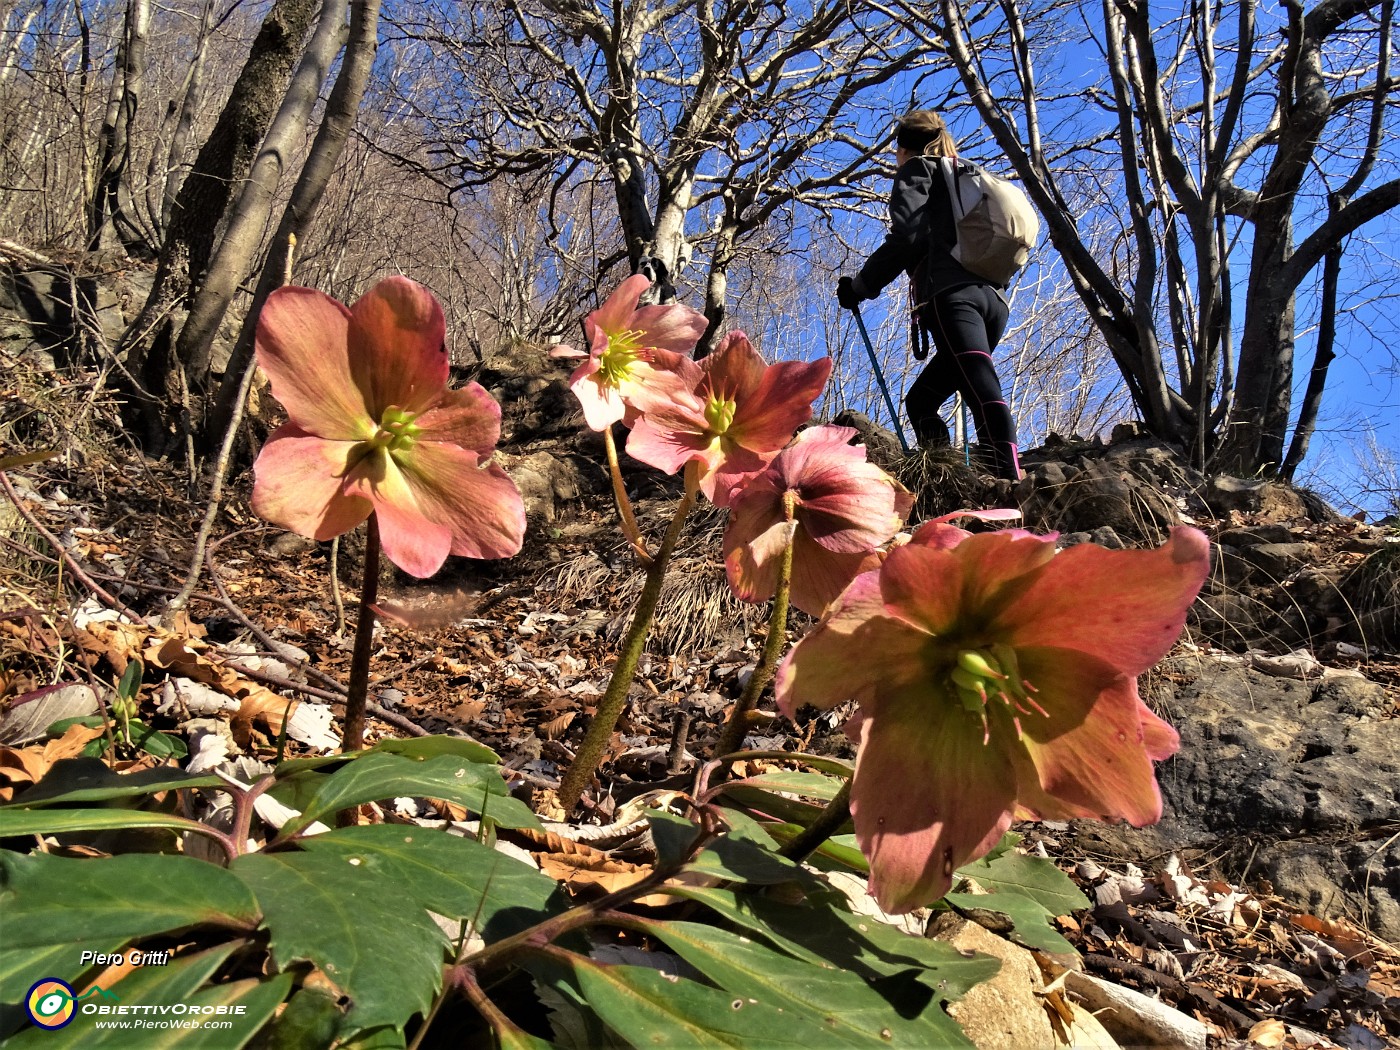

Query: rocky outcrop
left=1090, top=659, right=1400, bottom=941
left=1, top=250, right=153, bottom=369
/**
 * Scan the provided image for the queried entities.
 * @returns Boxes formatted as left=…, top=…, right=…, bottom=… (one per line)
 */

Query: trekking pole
left=952, top=394, right=971, bottom=467
left=851, top=306, right=912, bottom=453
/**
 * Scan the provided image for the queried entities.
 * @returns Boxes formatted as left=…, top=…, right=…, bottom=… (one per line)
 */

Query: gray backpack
left=938, top=157, right=1039, bottom=287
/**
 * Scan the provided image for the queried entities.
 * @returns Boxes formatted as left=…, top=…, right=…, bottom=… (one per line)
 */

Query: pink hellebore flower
left=775, top=521, right=1210, bottom=913
left=627, top=331, right=832, bottom=504
left=724, top=426, right=913, bottom=616
left=251, top=277, right=526, bottom=579
left=549, top=274, right=708, bottom=430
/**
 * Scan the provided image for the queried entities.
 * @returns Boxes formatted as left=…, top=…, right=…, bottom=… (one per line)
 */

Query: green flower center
left=599, top=328, right=645, bottom=385
left=367, top=405, right=422, bottom=453
left=948, top=644, right=1047, bottom=743
left=704, top=395, right=736, bottom=434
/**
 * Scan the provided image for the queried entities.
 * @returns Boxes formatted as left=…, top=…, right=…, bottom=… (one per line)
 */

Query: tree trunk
left=204, top=0, right=383, bottom=454
left=89, top=0, right=152, bottom=257
left=1280, top=244, right=1341, bottom=480
left=178, top=0, right=349, bottom=388
left=168, top=0, right=321, bottom=284
left=118, top=0, right=319, bottom=450
left=153, top=0, right=219, bottom=237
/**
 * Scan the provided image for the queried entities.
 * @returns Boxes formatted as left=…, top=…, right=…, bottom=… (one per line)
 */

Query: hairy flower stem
left=342, top=514, right=381, bottom=754
left=779, top=777, right=852, bottom=864
left=713, top=494, right=796, bottom=759
left=558, top=462, right=699, bottom=810
left=604, top=424, right=649, bottom=563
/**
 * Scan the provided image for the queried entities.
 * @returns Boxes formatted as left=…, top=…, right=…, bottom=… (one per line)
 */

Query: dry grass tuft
left=895, top=443, right=1003, bottom=522
left=537, top=501, right=761, bottom=657
left=1342, top=540, right=1400, bottom=651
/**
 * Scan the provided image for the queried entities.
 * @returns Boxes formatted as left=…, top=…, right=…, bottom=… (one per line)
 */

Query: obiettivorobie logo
left=24, top=979, right=120, bottom=1030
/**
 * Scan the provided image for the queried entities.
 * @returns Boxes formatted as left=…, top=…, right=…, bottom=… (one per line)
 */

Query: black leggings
left=906, top=284, right=1019, bottom=481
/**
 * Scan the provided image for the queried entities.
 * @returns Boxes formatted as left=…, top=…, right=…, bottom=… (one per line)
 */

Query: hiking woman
left=837, top=110, right=1021, bottom=482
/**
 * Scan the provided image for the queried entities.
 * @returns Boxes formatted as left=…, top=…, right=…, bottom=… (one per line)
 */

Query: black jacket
left=852, top=155, right=990, bottom=311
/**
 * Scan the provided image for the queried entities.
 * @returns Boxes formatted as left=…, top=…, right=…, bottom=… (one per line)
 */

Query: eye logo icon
left=25, top=979, right=76, bottom=1029
left=24, top=979, right=117, bottom=1029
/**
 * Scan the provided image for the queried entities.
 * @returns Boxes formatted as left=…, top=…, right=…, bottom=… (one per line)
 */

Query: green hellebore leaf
left=295, top=824, right=565, bottom=942
left=271, top=751, right=538, bottom=835
left=628, top=918, right=983, bottom=1047
left=942, top=891, right=1079, bottom=954
left=0, top=759, right=223, bottom=808
left=0, top=807, right=214, bottom=840
left=232, top=849, right=445, bottom=1038
left=0, top=851, right=260, bottom=952
left=569, top=958, right=839, bottom=1048
left=956, top=848, right=1090, bottom=917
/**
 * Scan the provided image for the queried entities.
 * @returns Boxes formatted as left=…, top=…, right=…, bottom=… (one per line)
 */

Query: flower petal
left=345, top=442, right=525, bottom=577
left=251, top=425, right=372, bottom=540
left=788, top=534, right=878, bottom=618
left=571, top=368, right=630, bottom=431
left=1013, top=646, right=1174, bottom=826
left=255, top=288, right=371, bottom=441
left=625, top=401, right=713, bottom=475
left=705, top=444, right=775, bottom=506
left=723, top=477, right=787, bottom=602
left=702, top=331, right=769, bottom=402
left=774, top=573, right=925, bottom=714
left=1137, top=700, right=1181, bottom=761
left=414, top=382, right=501, bottom=455
left=348, top=276, right=449, bottom=418
left=996, top=527, right=1210, bottom=676
left=620, top=353, right=704, bottom=417
left=850, top=686, right=1017, bottom=913
left=341, top=453, right=451, bottom=578
left=628, top=302, right=708, bottom=354
left=729, top=357, right=832, bottom=454
left=880, top=531, right=1057, bottom=635
left=792, top=455, right=907, bottom=553
left=586, top=274, right=650, bottom=342
left=725, top=517, right=793, bottom=604
left=392, top=442, right=527, bottom=562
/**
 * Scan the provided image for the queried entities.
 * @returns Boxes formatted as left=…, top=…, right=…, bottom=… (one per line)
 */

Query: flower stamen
left=598, top=328, right=646, bottom=384
left=949, top=645, right=1045, bottom=742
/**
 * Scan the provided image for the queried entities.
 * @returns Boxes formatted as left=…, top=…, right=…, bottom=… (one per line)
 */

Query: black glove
left=836, top=275, right=861, bottom=311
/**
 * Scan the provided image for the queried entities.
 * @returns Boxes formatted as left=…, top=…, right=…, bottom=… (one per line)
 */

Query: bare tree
left=117, top=0, right=322, bottom=446
left=88, top=0, right=152, bottom=255
left=204, top=0, right=385, bottom=449
left=915, top=0, right=1398, bottom=475
left=387, top=0, right=933, bottom=352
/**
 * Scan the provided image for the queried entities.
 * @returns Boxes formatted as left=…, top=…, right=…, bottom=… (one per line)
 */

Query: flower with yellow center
left=549, top=275, right=708, bottom=431
left=776, top=519, right=1210, bottom=913
left=627, top=331, right=832, bottom=506
left=251, top=277, right=526, bottom=578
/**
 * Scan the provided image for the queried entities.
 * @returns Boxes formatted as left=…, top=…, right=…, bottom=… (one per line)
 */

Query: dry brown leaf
left=0, top=723, right=107, bottom=801
left=1289, top=914, right=1374, bottom=965
left=163, top=610, right=207, bottom=640
left=141, top=633, right=297, bottom=741
left=1042, top=986, right=1119, bottom=1048
left=0, top=745, right=49, bottom=800
left=512, top=826, right=612, bottom=859
left=230, top=689, right=297, bottom=745
left=426, top=798, right=469, bottom=821
left=541, top=711, right=575, bottom=741
left=535, top=852, right=670, bottom=903
left=452, top=698, right=488, bottom=722
left=42, top=722, right=107, bottom=762
left=1246, top=1017, right=1287, bottom=1047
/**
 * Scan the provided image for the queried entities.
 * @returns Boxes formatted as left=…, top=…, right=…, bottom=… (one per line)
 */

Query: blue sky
left=826, top=16, right=1400, bottom=517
